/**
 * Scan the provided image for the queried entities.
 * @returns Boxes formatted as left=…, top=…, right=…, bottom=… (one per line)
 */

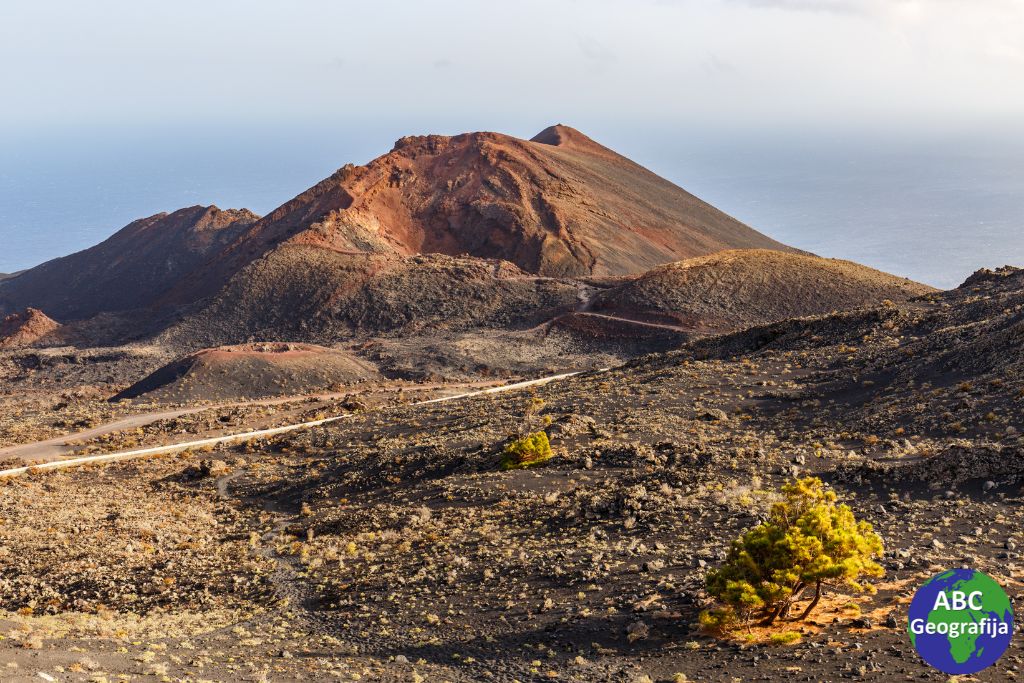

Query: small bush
left=704, top=477, right=883, bottom=627
left=769, top=631, right=802, bottom=645
left=500, top=432, right=554, bottom=470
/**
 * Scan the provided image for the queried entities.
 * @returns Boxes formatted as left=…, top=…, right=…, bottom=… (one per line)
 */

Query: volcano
left=210, top=124, right=790, bottom=276
left=1, top=125, right=794, bottom=322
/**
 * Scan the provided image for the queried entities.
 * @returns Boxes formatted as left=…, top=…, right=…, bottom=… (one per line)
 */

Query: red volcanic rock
left=0, top=308, right=62, bottom=348
left=2, top=125, right=796, bottom=324
left=282, top=125, right=791, bottom=274
left=165, top=125, right=794, bottom=308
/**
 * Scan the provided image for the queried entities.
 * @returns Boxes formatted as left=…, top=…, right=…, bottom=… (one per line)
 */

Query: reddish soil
left=0, top=126, right=804, bottom=345
left=0, top=307, right=62, bottom=348
left=161, top=124, right=795, bottom=310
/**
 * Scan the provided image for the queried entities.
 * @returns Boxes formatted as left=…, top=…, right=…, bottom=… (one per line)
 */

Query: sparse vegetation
left=499, top=431, right=554, bottom=470
left=769, top=630, right=802, bottom=645
left=497, top=397, right=556, bottom=470
left=1, top=230, right=1023, bottom=680
left=703, top=477, right=884, bottom=628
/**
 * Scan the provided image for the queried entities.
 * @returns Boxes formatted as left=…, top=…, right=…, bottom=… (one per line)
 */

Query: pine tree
left=704, top=477, right=884, bottom=627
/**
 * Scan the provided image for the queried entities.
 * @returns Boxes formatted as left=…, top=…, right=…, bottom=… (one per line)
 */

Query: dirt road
left=571, top=311, right=691, bottom=332
left=0, top=378, right=512, bottom=464
left=0, top=392, right=355, bottom=462
left=0, top=370, right=600, bottom=478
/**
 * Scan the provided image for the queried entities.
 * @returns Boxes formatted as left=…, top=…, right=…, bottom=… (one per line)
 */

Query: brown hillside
left=163, top=125, right=794, bottom=309
left=0, top=308, right=62, bottom=348
left=0, top=206, right=259, bottom=319
left=591, top=249, right=935, bottom=333
left=165, top=250, right=580, bottom=349
left=115, top=342, right=379, bottom=402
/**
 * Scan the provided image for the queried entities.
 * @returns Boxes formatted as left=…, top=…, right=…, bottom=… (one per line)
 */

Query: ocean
left=2, top=125, right=1022, bottom=289
left=652, top=131, right=1024, bottom=290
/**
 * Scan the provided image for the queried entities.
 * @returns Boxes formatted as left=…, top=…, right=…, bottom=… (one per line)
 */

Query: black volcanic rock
left=591, top=249, right=934, bottom=333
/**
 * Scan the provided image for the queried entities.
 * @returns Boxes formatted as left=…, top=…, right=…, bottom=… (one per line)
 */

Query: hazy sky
left=3, top=0, right=1024, bottom=135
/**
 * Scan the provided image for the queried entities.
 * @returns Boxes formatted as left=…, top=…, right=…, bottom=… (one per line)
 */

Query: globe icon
left=908, top=568, right=1015, bottom=674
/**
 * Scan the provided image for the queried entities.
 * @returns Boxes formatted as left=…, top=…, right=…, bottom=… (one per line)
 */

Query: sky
left=4, top=0, right=1023, bottom=134
left=2, top=0, right=1023, bottom=284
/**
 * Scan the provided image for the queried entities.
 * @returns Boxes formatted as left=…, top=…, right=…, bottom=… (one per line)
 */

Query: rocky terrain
left=0, top=308, right=63, bottom=349
left=115, top=343, right=380, bottom=402
left=163, top=253, right=580, bottom=350
left=1, top=124, right=1020, bottom=681
left=0, top=265, right=1021, bottom=681
left=591, top=249, right=935, bottom=333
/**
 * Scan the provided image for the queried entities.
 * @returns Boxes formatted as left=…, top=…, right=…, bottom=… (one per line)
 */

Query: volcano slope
left=0, top=206, right=258, bottom=320
left=0, top=308, right=62, bottom=349
left=161, top=252, right=602, bottom=379
left=165, top=249, right=933, bottom=382
left=114, top=342, right=380, bottom=402
left=588, top=249, right=934, bottom=332
left=164, top=124, right=793, bottom=309
left=0, top=125, right=793, bottom=335
left=166, top=253, right=580, bottom=347
left=1, top=267, right=1021, bottom=682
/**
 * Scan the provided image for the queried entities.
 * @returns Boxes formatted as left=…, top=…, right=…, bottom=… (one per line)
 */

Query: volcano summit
left=0, top=125, right=793, bottom=323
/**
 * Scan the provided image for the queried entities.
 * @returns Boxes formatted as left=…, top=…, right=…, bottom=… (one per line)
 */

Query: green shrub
left=500, top=432, right=554, bottom=470
left=697, top=607, right=735, bottom=634
left=769, top=631, right=802, bottom=645
left=704, top=477, right=883, bottom=626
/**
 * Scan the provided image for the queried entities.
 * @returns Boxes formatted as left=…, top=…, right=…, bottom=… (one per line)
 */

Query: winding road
left=0, top=369, right=604, bottom=479
left=532, top=281, right=691, bottom=335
